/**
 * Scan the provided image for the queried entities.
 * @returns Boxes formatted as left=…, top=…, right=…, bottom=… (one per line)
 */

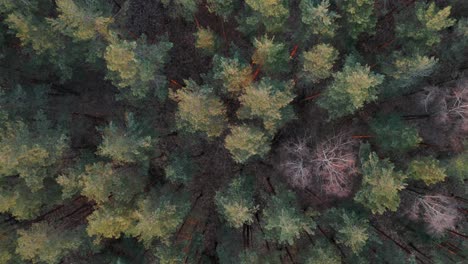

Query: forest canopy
left=0, top=0, right=466, bottom=263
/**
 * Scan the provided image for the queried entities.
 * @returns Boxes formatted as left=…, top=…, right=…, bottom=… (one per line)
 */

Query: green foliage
left=80, top=162, right=145, bottom=204
left=161, top=0, right=199, bottom=21
left=165, top=152, right=196, bottom=184
left=326, top=208, right=369, bottom=254
left=207, top=0, right=236, bottom=20
left=445, top=151, right=468, bottom=182
left=224, top=125, right=271, bottom=163
left=408, top=157, right=446, bottom=186
left=396, top=2, right=456, bottom=49
left=1, top=2, right=101, bottom=81
left=170, top=79, right=228, bottom=138
left=5, top=13, right=59, bottom=54
left=299, top=0, right=340, bottom=37
left=370, top=114, right=422, bottom=154
left=0, top=223, right=16, bottom=264
left=238, top=250, right=260, bottom=264
left=215, top=177, right=258, bottom=228
left=56, top=161, right=87, bottom=199
left=0, top=179, right=62, bottom=220
left=382, top=53, right=438, bottom=97
left=317, top=56, right=384, bottom=120
left=130, top=190, right=190, bottom=246
left=194, top=27, right=218, bottom=54
left=16, top=223, right=84, bottom=264
left=213, top=55, right=253, bottom=95
left=303, top=243, right=341, bottom=264
left=242, top=0, right=290, bottom=33
left=252, top=35, right=289, bottom=74
left=301, top=43, right=339, bottom=83
left=0, top=113, right=68, bottom=191
left=86, top=203, right=134, bottom=240
left=237, top=78, right=295, bottom=134
left=338, top=0, right=377, bottom=39
left=354, top=143, right=407, bottom=214
left=262, top=190, right=315, bottom=245
left=97, top=113, right=154, bottom=165
left=104, top=35, right=173, bottom=99
left=153, top=243, right=186, bottom=264
left=47, top=0, right=113, bottom=41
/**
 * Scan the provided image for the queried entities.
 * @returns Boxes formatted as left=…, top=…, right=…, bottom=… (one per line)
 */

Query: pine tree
left=97, top=113, right=154, bottom=165
left=408, top=157, right=446, bottom=186
left=160, top=0, right=199, bottom=21
left=165, top=152, right=197, bottom=184
left=224, top=125, right=271, bottom=163
left=0, top=113, right=68, bottom=191
left=215, top=177, right=258, bottom=228
left=86, top=203, right=134, bottom=240
left=301, top=43, right=339, bottom=83
left=241, top=0, right=290, bottom=33
left=262, top=189, right=315, bottom=245
left=354, top=143, right=407, bottom=214
left=299, top=0, right=340, bottom=38
left=302, top=242, right=341, bottom=264
left=212, top=54, right=253, bottom=95
left=317, top=56, right=384, bottom=120
left=251, top=35, right=289, bottom=74
left=325, top=208, right=370, bottom=254
left=207, top=0, right=236, bottom=20
left=237, top=78, right=295, bottom=134
left=104, top=35, right=173, bottom=99
left=16, top=223, right=85, bottom=264
left=370, top=114, right=422, bottom=154
left=396, top=1, right=456, bottom=50
left=337, top=0, right=377, bottom=39
left=0, top=179, right=62, bottom=220
left=445, top=151, right=468, bottom=182
left=153, top=243, right=187, bottom=264
left=381, top=53, right=438, bottom=97
left=194, top=27, right=219, bottom=55
left=170, top=79, right=228, bottom=138
left=130, top=189, right=190, bottom=246
left=5, top=12, right=59, bottom=54
left=80, top=162, right=146, bottom=204
left=47, top=0, right=113, bottom=41
left=0, top=223, right=17, bottom=264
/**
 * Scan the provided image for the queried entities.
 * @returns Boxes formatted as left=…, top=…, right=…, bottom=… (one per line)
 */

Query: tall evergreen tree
left=354, top=143, right=407, bottom=214
left=262, top=189, right=315, bottom=245
left=215, top=177, right=258, bottom=228
left=317, top=56, right=384, bottom=120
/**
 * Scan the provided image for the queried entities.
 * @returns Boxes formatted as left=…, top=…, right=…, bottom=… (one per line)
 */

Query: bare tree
left=408, top=194, right=460, bottom=235
left=420, top=78, right=468, bottom=123
left=418, top=79, right=468, bottom=150
left=282, top=136, right=312, bottom=187
left=282, top=133, right=358, bottom=197
left=310, top=133, right=357, bottom=197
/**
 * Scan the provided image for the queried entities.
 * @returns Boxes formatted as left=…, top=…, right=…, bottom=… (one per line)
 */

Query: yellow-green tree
left=301, top=43, right=339, bottom=83
left=237, top=78, right=295, bottom=134
left=317, top=56, right=384, bottom=120
left=215, top=177, right=258, bottom=228
left=252, top=35, right=289, bottom=74
left=224, top=125, right=271, bottom=163
left=170, top=80, right=228, bottom=138
left=408, top=157, right=446, bottom=186
left=213, top=55, right=253, bottom=95
left=16, top=222, right=85, bottom=264
left=354, top=144, right=407, bottom=214
left=194, top=27, right=219, bottom=54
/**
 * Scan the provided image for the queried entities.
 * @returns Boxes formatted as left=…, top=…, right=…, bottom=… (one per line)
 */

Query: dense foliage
left=0, top=0, right=466, bottom=263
